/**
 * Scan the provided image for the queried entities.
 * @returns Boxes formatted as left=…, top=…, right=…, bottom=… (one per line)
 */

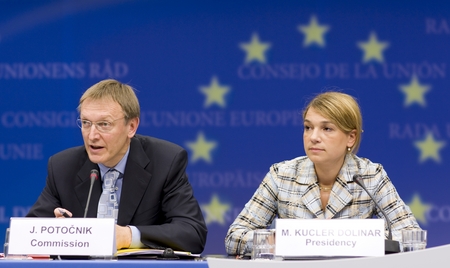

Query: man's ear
left=127, top=117, right=140, bottom=138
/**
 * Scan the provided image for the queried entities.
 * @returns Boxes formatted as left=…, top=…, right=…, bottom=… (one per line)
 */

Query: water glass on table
left=251, top=229, right=276, bottom=260
left=402, top=229, right=427, bottom=252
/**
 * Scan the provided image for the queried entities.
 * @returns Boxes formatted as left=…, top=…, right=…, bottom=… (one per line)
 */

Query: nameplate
left=8, top=217, right=116, bottom=256
left=275, top=218, right=384, bottom=257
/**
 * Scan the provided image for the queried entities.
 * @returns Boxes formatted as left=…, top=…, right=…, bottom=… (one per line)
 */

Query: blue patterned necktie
left=97, top=169, right=120, bottom=223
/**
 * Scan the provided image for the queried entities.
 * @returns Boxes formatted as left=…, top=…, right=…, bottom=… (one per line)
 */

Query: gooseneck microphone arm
left=352, top=174, right=392, bottom=240
left=84, top=169, right=99, bottom=218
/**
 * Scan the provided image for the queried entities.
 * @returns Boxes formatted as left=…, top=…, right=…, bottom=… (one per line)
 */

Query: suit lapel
left=117, top=138, right=152, bottom=225
left=74, top=137, right=152, bottom=222
left=74, top=161, right=102, bottom=218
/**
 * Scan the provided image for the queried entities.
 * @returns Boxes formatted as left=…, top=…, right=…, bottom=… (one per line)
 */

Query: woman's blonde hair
left=302, top=91, right=363, bottom=153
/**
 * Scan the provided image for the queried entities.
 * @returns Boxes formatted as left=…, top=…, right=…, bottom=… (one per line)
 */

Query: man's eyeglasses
left=76, top=117, right=125, bottom=133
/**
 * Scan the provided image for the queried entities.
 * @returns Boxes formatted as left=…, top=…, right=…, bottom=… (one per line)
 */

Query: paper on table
left=116, top=248, right=201, bottom=258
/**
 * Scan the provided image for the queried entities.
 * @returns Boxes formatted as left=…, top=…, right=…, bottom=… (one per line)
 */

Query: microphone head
left=352, top=174, right=364, bottom=186
left=90, top=169, right=99, bottom=180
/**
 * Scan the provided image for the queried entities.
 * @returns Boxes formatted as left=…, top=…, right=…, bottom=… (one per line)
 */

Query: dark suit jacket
left=27, top=134, right=207, bottom=253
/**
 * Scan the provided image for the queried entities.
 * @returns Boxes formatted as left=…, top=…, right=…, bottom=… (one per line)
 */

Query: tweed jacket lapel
left=324, top=176, right=353, bottom=219
left=298, top=160, right=325, bottom=218
left=324, top=154, right=360, bottom=219
left=299, top=154, right=357, bottom=219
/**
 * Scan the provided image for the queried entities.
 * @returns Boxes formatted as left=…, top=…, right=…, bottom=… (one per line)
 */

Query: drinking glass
left=3, top=228, right=9, bottom=258
left=401, top=229, right=427, bottom=252
left=251, top=229, right=276, bottom=260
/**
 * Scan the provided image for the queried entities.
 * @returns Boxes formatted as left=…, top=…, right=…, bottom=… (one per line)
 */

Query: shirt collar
left=98, top=146, right=130, bottom=180
left=298, top=153, right=360, bottom=184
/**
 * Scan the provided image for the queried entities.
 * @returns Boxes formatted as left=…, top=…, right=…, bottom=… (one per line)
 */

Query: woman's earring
left=347, top=147, right=351, bottom=152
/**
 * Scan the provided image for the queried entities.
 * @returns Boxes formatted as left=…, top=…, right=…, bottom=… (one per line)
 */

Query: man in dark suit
left=26, top=79, right=207, bottom=253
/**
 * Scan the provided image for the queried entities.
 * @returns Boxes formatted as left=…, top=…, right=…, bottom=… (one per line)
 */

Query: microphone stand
left=84, top=169, right=99, bottom=218
left=353, top=175, right=400, bottom=254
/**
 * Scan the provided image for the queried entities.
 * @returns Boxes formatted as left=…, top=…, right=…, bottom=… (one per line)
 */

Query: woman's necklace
left=319, top=184, right=332, bottom=192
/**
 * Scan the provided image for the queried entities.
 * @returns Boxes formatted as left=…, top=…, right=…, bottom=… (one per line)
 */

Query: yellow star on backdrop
left=185, top=132, right=217, bottom=163
left=399, top=75, right=431, bottom=107
left=407, top=194, right=431, bottom=225
left=199, top=76, right=230, bottom=108
left=357, top=32, right=389, bottom=63
left=298, top=15, right=330, bottom=47
left=239, top=33, right=271, bottom=63
left=414, top=133, right=446, bottom=163
left=201, top=194, right=231, bottom=225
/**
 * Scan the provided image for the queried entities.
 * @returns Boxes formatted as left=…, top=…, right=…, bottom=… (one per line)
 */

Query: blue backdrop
left=1, top=0, right=449, bottom=255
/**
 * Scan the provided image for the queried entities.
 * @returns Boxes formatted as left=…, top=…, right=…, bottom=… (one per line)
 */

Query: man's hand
left=54, top=208, right=72, bottom=218
left=115, top=225, right=132, bottom=249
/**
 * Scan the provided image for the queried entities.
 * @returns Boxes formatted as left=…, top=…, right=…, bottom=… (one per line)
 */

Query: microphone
left=84, top=169, right=99, bottom=218
left=352, top=174, right=400, bottom=254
